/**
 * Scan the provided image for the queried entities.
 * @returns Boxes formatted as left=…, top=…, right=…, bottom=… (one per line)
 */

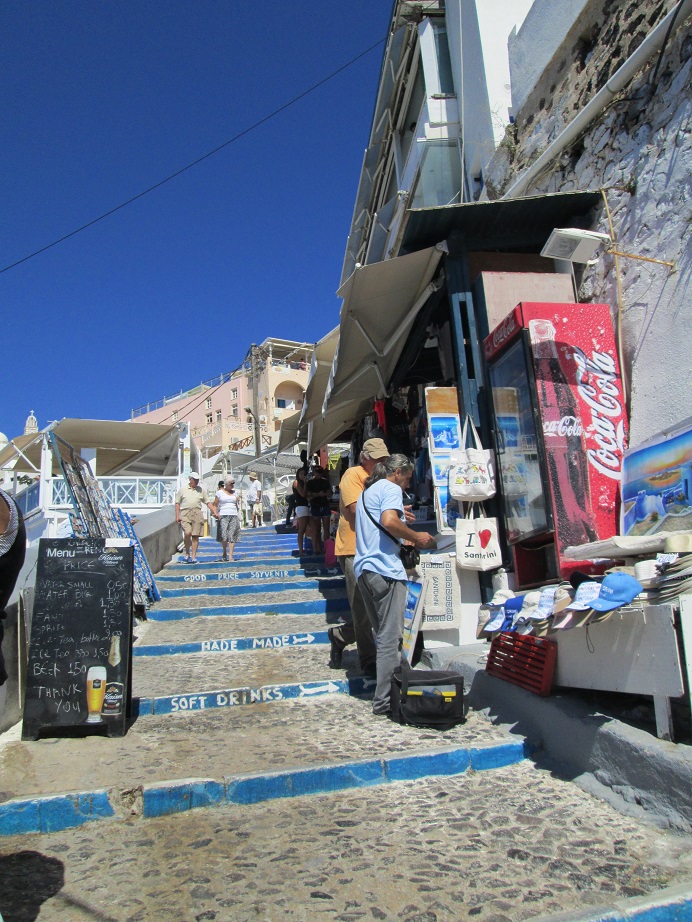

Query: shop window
left=410, top=140, right=461, bottom=209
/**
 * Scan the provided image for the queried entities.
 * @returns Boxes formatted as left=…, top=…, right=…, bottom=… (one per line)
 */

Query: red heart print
left=479, top=529, right=491, bottom=549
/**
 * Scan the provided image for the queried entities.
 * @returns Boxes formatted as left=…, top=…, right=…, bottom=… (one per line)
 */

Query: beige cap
left=362, top=438, right=389, bottom=460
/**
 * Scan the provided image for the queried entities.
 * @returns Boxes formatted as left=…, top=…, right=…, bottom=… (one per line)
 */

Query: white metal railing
left=14, top=481, right=40, bottom=516
left=46, top=476, right=177, bottom=509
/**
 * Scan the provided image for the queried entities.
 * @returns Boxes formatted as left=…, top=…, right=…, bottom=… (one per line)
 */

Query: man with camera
left=354, top=454, right=436, bottom=716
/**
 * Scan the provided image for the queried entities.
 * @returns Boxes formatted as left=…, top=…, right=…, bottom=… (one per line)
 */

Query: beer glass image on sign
left=85, top=666, right=107, bottom=723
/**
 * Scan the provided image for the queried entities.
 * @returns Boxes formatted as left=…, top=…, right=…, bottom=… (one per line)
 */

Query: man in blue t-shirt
left=354, top=454, right=436, bottom=716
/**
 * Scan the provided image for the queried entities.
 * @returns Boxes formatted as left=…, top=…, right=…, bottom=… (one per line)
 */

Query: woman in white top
left=212, top=478, right=241, bottom=561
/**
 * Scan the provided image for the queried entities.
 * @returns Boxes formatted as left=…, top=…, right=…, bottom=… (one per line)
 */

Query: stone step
left=3, top=758, right=690, bottom=921
left=146, top=595, right=350, bottom=621
left=131, top=643, right=343, bottom=699
left=0, top=694, right=518, bottom=805
left=156, top=564, right=338, bottom=582
left=158, top=576, right=345, bottom=600
left=166, top=552, right=323, bottom=568
left=134, top=611, right=337, bottom=646
left=134, top=627, right=330, bottom=658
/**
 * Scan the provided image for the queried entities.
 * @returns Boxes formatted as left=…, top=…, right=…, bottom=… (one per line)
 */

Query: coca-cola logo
left=492, top=313, right=517, bottom=349
left=573, top=347, right=626, bottom=481
left=543, top=416, right=583, bottom=437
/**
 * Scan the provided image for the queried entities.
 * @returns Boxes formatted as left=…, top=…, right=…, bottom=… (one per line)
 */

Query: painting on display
left=402, top=578, right=426, bottom=664
left=621, top=418, right=692, bottom=537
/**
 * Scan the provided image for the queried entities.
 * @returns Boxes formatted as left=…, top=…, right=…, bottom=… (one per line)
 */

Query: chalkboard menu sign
left=22, top=538, right=134, bottom=740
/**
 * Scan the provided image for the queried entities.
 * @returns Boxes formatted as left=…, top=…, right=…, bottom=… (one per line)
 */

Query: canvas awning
left=299, top=326, right=340, bottom=428
left=233, top=448, right=304, bottom=477
left=305, top=398, right=373, bottom=453
left=322, top=242, right=447, bottom=416
left=0, top=419, right=182, bottom=476
left=277, top=411, right=303, bottom=453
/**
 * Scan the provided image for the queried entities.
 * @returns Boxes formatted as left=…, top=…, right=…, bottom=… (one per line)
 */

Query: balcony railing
left=13, top=477, right=178, bottom=516
left=14, top=481, right=40, bottom=516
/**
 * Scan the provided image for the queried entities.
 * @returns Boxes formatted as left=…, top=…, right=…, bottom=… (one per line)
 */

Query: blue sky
left=1, top=2, right=533, bottom=443
left=1, top=1, right=393, bottom=438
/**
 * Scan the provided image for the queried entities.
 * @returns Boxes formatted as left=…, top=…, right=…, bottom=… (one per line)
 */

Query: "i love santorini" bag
left=455, top=506, right=501, bottom=572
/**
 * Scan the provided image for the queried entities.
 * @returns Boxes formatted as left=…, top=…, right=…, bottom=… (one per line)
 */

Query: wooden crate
left=486, top=632, right=557, bottom=696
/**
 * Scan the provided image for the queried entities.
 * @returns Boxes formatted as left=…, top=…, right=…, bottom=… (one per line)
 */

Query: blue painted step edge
left=0, top=740, right=529, bottom=836
left=146, top=597, right=350, bottom=620
left=159, top=577, right=345, bottom=599
left=134, top=630, right=330, bottom=657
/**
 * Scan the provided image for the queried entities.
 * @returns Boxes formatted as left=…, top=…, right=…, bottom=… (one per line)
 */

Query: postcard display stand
left=423, top=387, right=481, bottom=645
left=22, top=538, right=134, bottom=740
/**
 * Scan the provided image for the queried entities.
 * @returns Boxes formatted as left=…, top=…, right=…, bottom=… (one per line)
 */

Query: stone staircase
left=3, top=527, right=692, bottom=921
left=1, top=524, right=526, bottom=833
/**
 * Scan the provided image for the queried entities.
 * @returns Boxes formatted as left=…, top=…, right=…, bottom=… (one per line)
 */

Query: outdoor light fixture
left=542, top=227, right=676, bottom=270
left=541, top=228, right=612, bottom=264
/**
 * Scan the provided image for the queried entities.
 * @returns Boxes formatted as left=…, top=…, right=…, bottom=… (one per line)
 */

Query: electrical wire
left=1, top=0, right=446, bottom=278
left=0, top=38, right=386, bottom=276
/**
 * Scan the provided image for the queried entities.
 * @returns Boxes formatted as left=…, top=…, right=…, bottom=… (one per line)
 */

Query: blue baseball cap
left=589, top=572, right=643, bottom=612
left=503, top=595, right=525, bottom=632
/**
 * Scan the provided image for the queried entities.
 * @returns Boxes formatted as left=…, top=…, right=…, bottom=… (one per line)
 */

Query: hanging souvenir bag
left=455, top=505, right=501, bottom=572
left=448, top=416, right=496, bottom=501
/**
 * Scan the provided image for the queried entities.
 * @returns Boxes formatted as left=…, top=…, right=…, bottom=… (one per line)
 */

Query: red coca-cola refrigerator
left=483, top=302, right=628, bottom=587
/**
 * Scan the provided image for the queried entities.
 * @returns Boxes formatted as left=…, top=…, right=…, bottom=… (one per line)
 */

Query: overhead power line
left=0, top=37, right=385, bottom=276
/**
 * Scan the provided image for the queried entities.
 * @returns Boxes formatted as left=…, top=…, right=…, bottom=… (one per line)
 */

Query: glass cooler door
left=488, top=336, right=553, bottom=543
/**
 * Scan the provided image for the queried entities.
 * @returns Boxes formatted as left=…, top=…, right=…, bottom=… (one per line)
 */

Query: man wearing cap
left=247, top=473, right=262, bottom=528
left=329, top=439, right=391, bottom=676
left=175, top=472, right=215, bottom=563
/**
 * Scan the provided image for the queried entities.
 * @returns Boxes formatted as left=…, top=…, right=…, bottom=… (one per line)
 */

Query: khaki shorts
left=180, top=507, right=204, bottom=536
left=252, top=502, right=263, bottom=515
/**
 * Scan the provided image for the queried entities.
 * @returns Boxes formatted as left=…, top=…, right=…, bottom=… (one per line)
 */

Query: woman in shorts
left=292, top=467, right=311, bottom=556
left=306, top=465, right=332, bottom=556
left=212, top=478, right=241, bottom=561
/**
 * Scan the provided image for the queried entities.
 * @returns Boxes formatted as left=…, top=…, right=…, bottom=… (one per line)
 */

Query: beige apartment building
left=131, top=338, right=312, bottom=461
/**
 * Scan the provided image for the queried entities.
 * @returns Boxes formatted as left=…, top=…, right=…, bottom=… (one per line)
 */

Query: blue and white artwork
left=621, top=420, right=692, bottom=536
left=432, top=453, right=453, bottom=486
left=429, top=415, right=461, bottom=452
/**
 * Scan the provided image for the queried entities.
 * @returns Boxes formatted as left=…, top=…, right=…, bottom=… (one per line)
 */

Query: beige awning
left=305, top=398, right=373, bottom=453
left=277, top=411, right=303, bottom=453
left=298, top=326, right=340, bottom=428
left=323, top=242, right=447, bottom=414
left=0, top=418, right=181, bottom=476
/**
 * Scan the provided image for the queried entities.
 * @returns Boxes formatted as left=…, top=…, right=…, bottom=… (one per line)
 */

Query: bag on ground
left=455, top=506, right=501, bottom=571
left=448, top=416, right=496, bottom=501
left=390, top=664, right=465, bottom=729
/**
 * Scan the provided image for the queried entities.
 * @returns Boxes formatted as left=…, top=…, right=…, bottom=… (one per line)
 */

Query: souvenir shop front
left=286, top=191, right=691, bottom=739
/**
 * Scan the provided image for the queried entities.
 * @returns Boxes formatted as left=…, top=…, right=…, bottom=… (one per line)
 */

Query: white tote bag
left=455, top=506, right=502, bottom=572
left=448, top=416, right=496, bottom=501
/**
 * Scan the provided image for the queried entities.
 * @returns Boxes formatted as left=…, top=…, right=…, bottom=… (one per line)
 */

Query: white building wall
left=483, top=0, right=691, bottom=448
left=507, top=0, right=590, bottom=116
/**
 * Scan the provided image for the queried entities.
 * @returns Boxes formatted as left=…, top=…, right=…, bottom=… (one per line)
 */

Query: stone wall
left=484, top=0, right=691, bottom=446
